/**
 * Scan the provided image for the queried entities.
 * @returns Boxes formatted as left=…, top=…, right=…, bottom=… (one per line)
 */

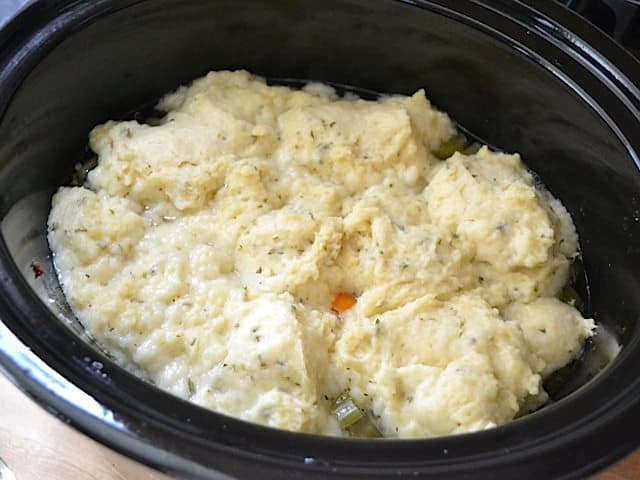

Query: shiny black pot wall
left=0, top=1, right=639, bottom=479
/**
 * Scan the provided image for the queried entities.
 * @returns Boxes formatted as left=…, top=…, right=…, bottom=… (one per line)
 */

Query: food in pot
left=47, top=70, right=594, bottom=437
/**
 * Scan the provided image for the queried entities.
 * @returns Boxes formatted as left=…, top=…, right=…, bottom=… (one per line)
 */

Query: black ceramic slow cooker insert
left=0, top=1, right=639, bottom=479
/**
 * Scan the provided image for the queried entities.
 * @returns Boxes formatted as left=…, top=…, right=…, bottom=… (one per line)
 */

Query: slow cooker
left=0, top=1, right=639, bottom=478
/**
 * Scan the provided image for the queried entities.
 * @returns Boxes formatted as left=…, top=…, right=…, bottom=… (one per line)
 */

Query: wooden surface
left=0, top=371, right=638, bottom=480
left=0, top=373, right=168, bottom=480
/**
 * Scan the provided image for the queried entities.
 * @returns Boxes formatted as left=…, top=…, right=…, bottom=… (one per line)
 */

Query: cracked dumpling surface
left=48, top=70, right=594, bottom=437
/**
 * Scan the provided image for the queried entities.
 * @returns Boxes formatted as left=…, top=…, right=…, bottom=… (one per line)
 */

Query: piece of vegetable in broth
left=432, top=130, right=483, bottom=159
left=432, top=133, right=468, bottom=160
left=462, top=142, right=481, bottom=155
left=332, top=391, right=382, bottom=438
left=333, top=392, right=363, bottom=427
left=332, top=292, right=357, bottom=313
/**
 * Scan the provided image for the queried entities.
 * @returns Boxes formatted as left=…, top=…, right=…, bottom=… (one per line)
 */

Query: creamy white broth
left=47, top=70, right=593, bottom=437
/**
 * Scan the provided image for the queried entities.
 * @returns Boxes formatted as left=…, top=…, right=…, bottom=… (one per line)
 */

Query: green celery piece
left=432, top=133, right=468, bottom=160
left=332, top=391, right=382, bottom=438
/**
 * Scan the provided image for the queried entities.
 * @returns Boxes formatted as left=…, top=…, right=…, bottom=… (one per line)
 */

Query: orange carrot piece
left=332, top=292, right=357, bottom=313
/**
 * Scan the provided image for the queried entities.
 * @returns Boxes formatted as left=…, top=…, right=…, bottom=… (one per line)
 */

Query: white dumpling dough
left=48, top=70, right=594, bottom=437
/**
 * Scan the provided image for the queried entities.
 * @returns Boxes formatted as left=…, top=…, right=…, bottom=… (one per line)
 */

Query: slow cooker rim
left=1, top=0, right=640, bottom=478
